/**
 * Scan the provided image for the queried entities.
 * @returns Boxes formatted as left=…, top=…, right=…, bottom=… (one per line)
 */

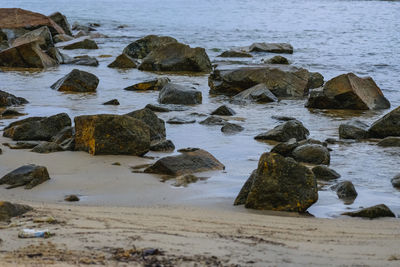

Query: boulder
left=255, top=120, right=309, bottom=142
left=368, top=106, right=400, bottom=138
left=312, top=165, right=340, bottom=181
left=307, top=72, right=324, bottom=89
left=64, top=55, right=99, bottom=66
left=199, top=116, right=227, bottom=126
left=211, top=105, right=236, bottom=116
left=234, top=152, right=317, bottom=212
left=124, top=77, right=170, bottom=91
left=123, top=35, right=178, bottom=59
left=331, top=181, right=358, bottom=202
left=144, top=148, right=224, bottom=176
left=306, top=73, right=390, bottom=110
left=339, top=120, right=369, bottom=139
left=0, top=164, right=50, bottom=189
left=51, top=69, right=99, bottom=92
left=48, top=12, right=72, bottom=36
left=103, top=99, right=120, bottom=105
left=391, top=174, right=400, bottom=188
left=248, top=42, right=293, bottom=54
left=53, top=34, right=73, bottom=43
left=31, top=141, right=63, bottom=153
left=218, top=50, right=252, bottom=58
left=292, top=144, right=330, bottom=165
left=263, top=55, right=289, bottom=64
left=145, top=104, right=170, bottom=113
left=270, top=138, right=324, bottom=157
left=167, top=117, right=196, bottom=124
left=377, top=137, right=400, bottom=147
left=158, top=83, right=202, bottom=105
left=232, top=83, right=278, bottom=103
left=0, top=202, right=32, bottom=222
left=0, top=90, right=28, bottom=107
left=342, top=204, right=395, bottom=219
left=56, top=37, right=98, bottom=50
left=3, top=113, right=71, bottom=141
left=221, top=123, right=244, bottom=134
left=126, top=108, right=166, bottom=141
left=51, top=126, right=73, bottom=144
left=11, top=26, right=54, bottom=51
left=1, top=109, right=25, bottom=117
left=209, top=65, right=311, bottom=97
left=150, top=139, right=175, bottom=152
left=74, top=114, right=150, bottom=155
left=139, top=42, right=212, bottom=72
left=107, top=53, right=138, bottom=68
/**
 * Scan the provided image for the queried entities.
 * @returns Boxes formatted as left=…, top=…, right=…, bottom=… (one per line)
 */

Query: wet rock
left=64, top=194, right=80, bottom=202
left=51, top=69, right=99, bottom=92
left=60, top=137, right=75, bottom=151
left=209, top=65, right=311, bottom=97
left=31, top=141, right=63, bottom=153
left=377, top=137, right=400, bottom=147
left=0, top=90, right=28, bottom=107
left=221, top=123, right=244, bottom=133
left=0, top=164, right=50, bottom=189
left=167, top=117, right=196, bottom=124
left=1, top=109, right=25, bottom=117
left=218, top=50, right=252, bottom=58
left=123, top=35, right=177, bottom=59
left=126, top=108, right=166, bottom=141
left=271, top=115, right=296, bottom=121
left=248, top=42, right=293, bottom=54
left=74, top=114, right=150, bottom=156
left=368, top=106, right=400, bottom=138
left=72, top=22, right=96, bottom=32
left=342, top=204, right=395, bottom=219
left=5, top=141, right=40, bottom=149
left=255, top=120, right=309, bottom=142
left=0, top=30, right=8, bottom=51
left=48, top=12, right=72, bottom=36
left=51, top=126, right=73, bottom=144
left=234, top=152, right=317, bottom=212
left=312, top=165, right=340, bottom=181
left=211, top=105, right=236, bottom=116
left=11, top=26, right=54, bottom=51
left=339, top=120, right=369, bottom=140
left=64, top=55, right=99, bottom=66
left=158, top=83, right=202, bottom=105
left=306, top=73, right=390, bottom=110
left=144, top=148, right=224, bottom=176
left=263, top=55, right=289, bottom=64
left=270, top=138, right=299, bottom=156
left=56, top=37, right=98, bottom=50
left=173, top=174, right=199, bottom=187
left=292, top=144, right=330, bottom=165
left=199, top=116, right=227, bottom=126
left=53, top=34, right=73, bottom=43
left=307, top=72, right=324, bottom=89
left=103, top=99, right=120, bottom=105
left=3, top=113, right=71, bottom=141
left=124, top=77, right=170, bottom=91
left=150, top=139, right=175, bottom=152
left=107, top=53, right=138, bottom=68
left=0, top=202, right=32, bottom=222
left=391, top=174, right=400, bottom=188
left=145, top=104, right=170, bottom=113
left=331, top=181, right=357, bottom=202
left=232, top=83, right=278, bottom=103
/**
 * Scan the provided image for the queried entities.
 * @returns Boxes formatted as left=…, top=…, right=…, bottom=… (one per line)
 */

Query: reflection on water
left=1, top=0, right=400, bottom=217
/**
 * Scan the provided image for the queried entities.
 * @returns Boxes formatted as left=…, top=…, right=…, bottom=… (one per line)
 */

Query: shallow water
left=1, top=0, right=400, bottom=218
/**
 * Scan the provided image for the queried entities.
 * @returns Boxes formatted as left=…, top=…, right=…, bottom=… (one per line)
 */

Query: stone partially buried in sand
left=0, top=164, right=50, bottom=189
left=51, top=69, right=99, bottom=92
left=0, top=201, right=32, bottom=222
left=342, top=204, right=395, bottom=219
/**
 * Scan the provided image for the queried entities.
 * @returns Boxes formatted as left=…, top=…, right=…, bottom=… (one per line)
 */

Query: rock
left=126, top=108, right=166, bottom=141
left=211, top=105, right=236, bottom=116
left=74, top=30, right=88, bottom=38
left=103, top=99, right=120, bottom=105
left=234, top=152, right=317, bottom=212
left=391, top=174, right=400, bottom=188
left=199, top=116, right=227, bottom=126
left=124, top=77, right=170, bottom=91
left=72, top=22, right=96, bottom=32
left=158, top=83, right=202, bottom=105
left=312, top=165, right=340, bottom=181
left=74, top=114, right=150, bottom=156
left=232, top=83, right=278, bottom=103
left=3, top=113, right=71, bottom=141
left=11, top=26, right=54, bottom=51
left=64, top=194, right=79, bottom=202
left=167, top=117, right=196, bottom=124
left=342, top=204, right=395, bottom=219
left=218, top=50, right=252, bottom=58
left=306, top=73, right=390, bottom=110
left=339, top=120, right=369, bottom=139
left=5, top=141, right=40, bottom=149
left=60, top=137, right=75, bottom=151
left=150, top=139, right=175, bottom=152
left=209, top=65, right=311, bottom=97
left=56, top=37, right=98, bottom=50
left=64, top=55, right=99, bottom=66
left=307, top=72, right=324, bottom=89
left=271, top=115, right=296, bottom=121
left=1, top=109, right=24, bottom=117
left=263, top=55, right=289, bottom=64
left=0, top=90, right=29, bottom=107
left=51, top=126, right=73, bottom=144
left=48, top=12, right=72, bottom=36
left=377, top=137, right=400, bottom=147
left=368, top=106, right=400, bottom=138
left=139, top=42, right=212, bottom=72
left=107, top=53, right=138, bottom=68
left=255, top=120, right=309, bottom=142
left=53, top=34, right=73, bottom=43
left=173, top=174, right=199, bottom=187
left=248, top=42, right=293, bottom=54
left=0, top=164, right=50, bottom=189
left=31, top=141, right=63, bottom=153
left=270, top=138, right=299, bottom=156
left=0, top=202, right=32, bottom=222
left=123, top=35, right=178, bottom=59
left=221, top=123, right=244, bottom=133
left=51, top=69, right=99, bottom=92
left=145, top=104, right=170, bottom=113
left=292, top=144, right=330, bottom=165
left=331, top=181, right=357, bottom=202
left=144, top=148, right=224, bottom=176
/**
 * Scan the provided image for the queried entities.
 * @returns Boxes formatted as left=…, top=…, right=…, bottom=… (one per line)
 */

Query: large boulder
left=144, top=148, right=224, bottom=176
left=368, top=106, right=400, bottom=138
left=74, top=114, right=150, bottom=155
left=0, top=202, right=32, bottom=222
left=48, top=12, right=72, bottom=36
left=11, top=26, right=54, bottom=51
left=124, top=77, right=170, bottom=91
left=255, top=120, right=309, bottom=142
left=342, top=204, right=395, bottom=219
left=107, top=53, right=138, bottom=68
left=234, top=152, right=318, bottom=212
left=0, top=90, right=28, bottom=106
left=139, top=42, right=212, bottom=72
left=123, top=35, right=177, bottom=59
left=126, top=108, right=166, bottom=141
left=292, top=144, right=330, bottom=165
left=0, top=164, right=50, bottom=189
left=339, top=120, right=369, bottom=139
left=158, top=83, right=202, bottom=105
left=56, top=36, right=98, bottom=50
left=3, top=113, right=71, bottom=141
left=306, top=73, right=390, bottom=110
left=208, top=65, right=313, bottom=97
left=232, top=83, right=278, bottom=103
left=51, top=69, right=99, bottom=92
left=248, top=42, right=293, bottom=54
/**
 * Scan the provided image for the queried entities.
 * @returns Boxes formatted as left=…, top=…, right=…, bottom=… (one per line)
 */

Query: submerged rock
left=292, top=144, right=330, bottom=165
left=199, top=116, right=227, bottom=126
left=107, top=53, right=138, bottom=68
left=167, top=117, right=196, bottom=124
left=56, top=37, right=98, bottom=50
left=0, top=201, right=32, bottom=222
left=377, top=137, right=400, bottom=147
left=339, top=120, right=369, bottom=140
left=0, top=164, right=50, bottom=189
left=124, top=77, right=170, bottom=91
left=123, top=35, right=178, bottom=59
left=145, top=104, right=170, bottom=113
left=263, top=55, right=289, bottom=64
left=218, top=50, right=252, bottom=58
left=126, top=108, right=166, bottom=141
left=391, top=174, right=400, bottom=189
left=221, top=123, right=244, bottom=134
left=64, top=195, right=79, bottom=202
left=51, top=69, right=99, bottom=92
left=173, top=174, right=199, bottom=187
left=312, top=165, right=340, bottom=181
left=331, top=181, right=358, bottom=203
left=0, top=90, right=29, bottom=107
left=1, top=109, right=25, bottom=117
left=211, top=105, right=236, bottom=116
left=150, top=139, right=175, bottom=152
left=342, top=204, right=395, bottom=219
left=248, top=42, right=293, bottom=54
left=158, top=83, right=202, bottom=105
left=103, top=99, right=120, bottom=105
left=232, top=83, right=278, bottom=103
left=255, top=120, right=309, bottom=142
left=64, top=55, right=99, bottom=66
left=368, top=106, right=400, bottom=138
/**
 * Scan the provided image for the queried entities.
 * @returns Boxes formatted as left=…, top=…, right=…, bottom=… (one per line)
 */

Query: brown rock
left=0, top=202, right=32, bottom=221
left=51, top=69, right=99, bottom=92
left=56, top=37, right=98, bottom=50
left=123, top=35, right=178, bottom=59
left=108, top=53, right=138, bottom=68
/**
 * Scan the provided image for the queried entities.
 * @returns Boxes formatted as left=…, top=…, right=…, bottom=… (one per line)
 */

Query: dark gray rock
left=368, top=106, right=400, bottom=138
left=64, top=55, right=99, bottom=66
left=218, top=50, right=252, bottom=58
left=331, top=181, right=358, bottom=203
left=49, top=12, right=72, bottom=36
left=391, top=174, right=400, bottom=189
left=377, top=137, right=400, bottom=147
left=126, top=108, right=166, bottom=141
left=221, top=123, right=244, bottom=134
left=158, top=83, right=202, bottom=105
left=51, top=126, right=73, bottom=144
left=307, top=72, right=324, bottom=89
left=31, top=141, right=63, bottom=153
left=199, top=116, right=227, bottom=126
left=150, top=139, right=175, bottom=152
left=103, top=99, right=120, bottom=105
left=271, top=115, right=296, bottom=122
left=0, top=164, right=50, bottom=189
left=123, top=35, right=178, bottom=59
left=339, top=120, right=369, bottom=140
left=51, top=69, right=99, bottom=92
left=145, top=104, right=170, bottom=113
left=167, top=117, right=196, bottom=124
left=263, top=55, right=289, bottom=64
left=1, top=109, right=25, bottom=117
left=255, top=120, right=309, bottom=142
left=211, top=105, right=236, bottom=116
left=124, top=77, right=170, bottom=91
left=292, top=144, right=330, bottom=165
left=232, top=84, right=278, bottom=103
left=342, top=204, right=395, bottom=219
left=56, top=37, right=98, bottom=50
left=312, top=165, right=341, bottom=181
left=107, top=53, right=138, bottom=68
left=248, top=42, right=293, bottom=54
left=0, top=202, right=33, bottom=222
